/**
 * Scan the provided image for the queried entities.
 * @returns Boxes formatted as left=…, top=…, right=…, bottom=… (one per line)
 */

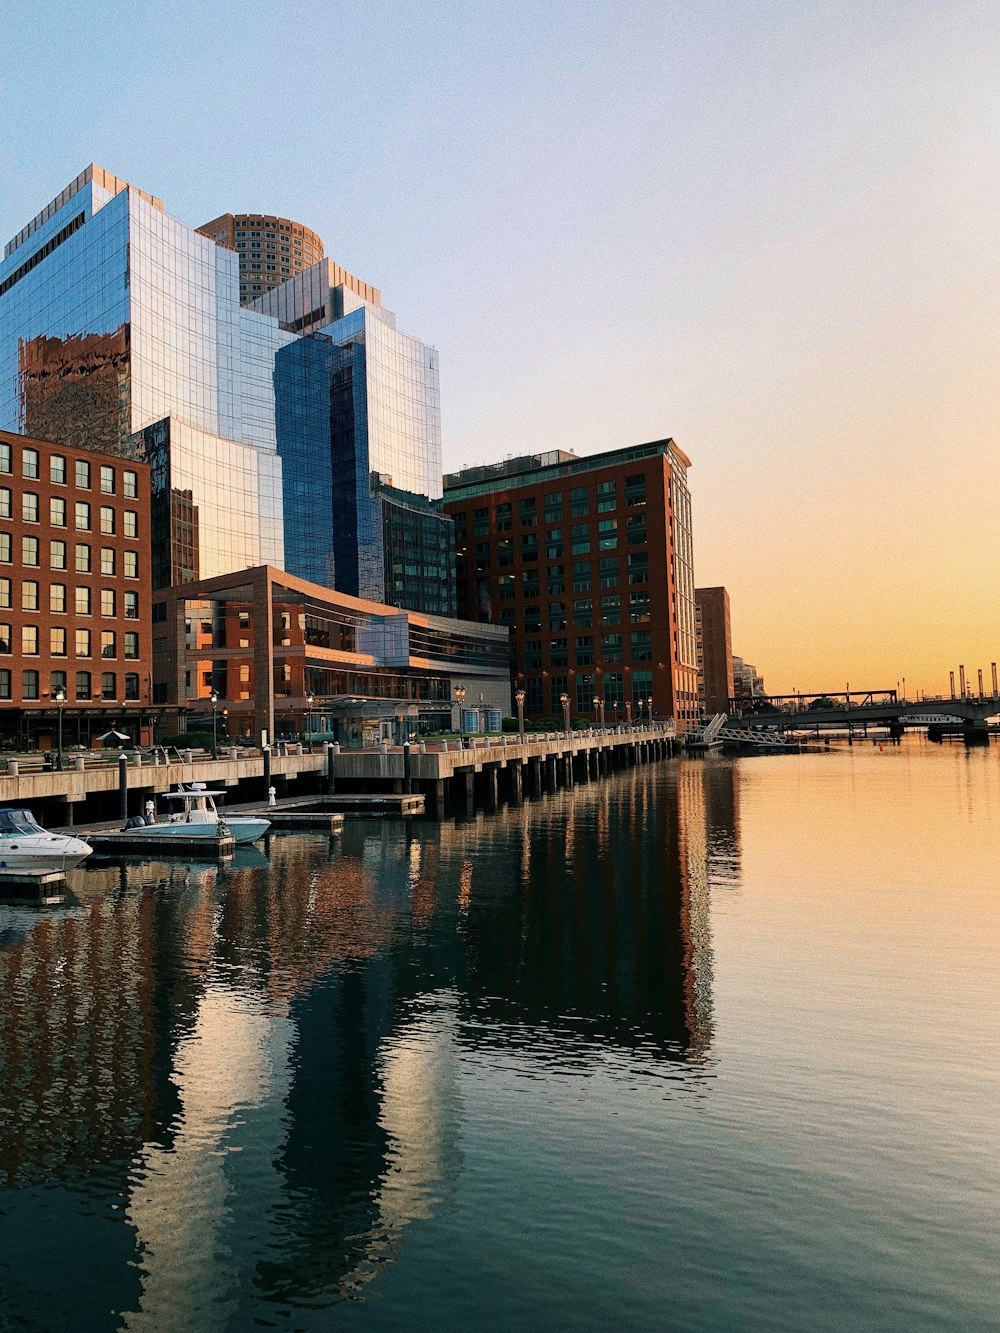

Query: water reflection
left=0, top=761, right=737, bottom=1324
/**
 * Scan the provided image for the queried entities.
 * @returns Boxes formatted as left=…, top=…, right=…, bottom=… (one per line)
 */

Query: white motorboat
left=156, top=785, right=270, bottom=845
left=0, top=807, right=93, bottom=871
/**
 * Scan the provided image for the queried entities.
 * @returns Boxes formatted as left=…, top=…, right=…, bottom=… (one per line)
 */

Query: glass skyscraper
left=0, top=163, right=454, bottom=614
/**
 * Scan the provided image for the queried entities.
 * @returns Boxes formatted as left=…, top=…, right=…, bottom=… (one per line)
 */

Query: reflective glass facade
left=0, top=168, right=291, bottom=588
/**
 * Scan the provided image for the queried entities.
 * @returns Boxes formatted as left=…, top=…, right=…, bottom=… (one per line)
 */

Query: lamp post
left=646, top=697, right=654, bottom=727
left=210, top=690, right=219, bottom=759
left=306, top=693, right=315, bottom=752
left=625, top=698, right=632, bottom=726
left=55, top=688, right=65, bottom=771
left=592, top=694, right=600, bottom=730
left=612, top=699, right=619, bottom=730
left=559, top=692, right=570, bottom=736
left=515, top=688, right=525, bottom=741
left=455, top=683, right=466, bottom=743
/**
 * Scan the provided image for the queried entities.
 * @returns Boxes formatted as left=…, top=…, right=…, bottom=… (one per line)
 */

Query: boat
left=158, top=784, right=271, bottom=845
left=0, top=807, right=94, bottom=871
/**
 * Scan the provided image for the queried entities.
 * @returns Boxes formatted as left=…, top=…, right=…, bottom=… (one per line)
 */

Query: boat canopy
left=0, top=808, right=46, bottom=836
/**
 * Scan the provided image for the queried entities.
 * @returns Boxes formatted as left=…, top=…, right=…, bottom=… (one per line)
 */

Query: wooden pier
left=86, top=830, right=237, bottom=857
left=0, top=868, right=69, bottom=905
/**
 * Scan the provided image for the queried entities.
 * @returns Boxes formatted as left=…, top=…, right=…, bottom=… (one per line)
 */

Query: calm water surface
left=0, top=738, right=997, bottom=1331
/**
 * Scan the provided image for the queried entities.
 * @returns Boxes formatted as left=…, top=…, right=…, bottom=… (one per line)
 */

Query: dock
left=0, top=868, right=70, bottom=905
left=86, top=830, right=237, bottom=857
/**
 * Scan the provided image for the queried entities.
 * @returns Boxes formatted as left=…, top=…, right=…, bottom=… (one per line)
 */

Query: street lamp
left=559, top=692, right=570, bottom=735
left=210, top=690, right=219, bottom=759
left=306, top=693, right=315, bottom=752
left=55, top=688, right=65, bottom=771
left=515, top=687, right=526, bottom=740
left=646, top=697, right=654, bottom=726
left=612, top=699, right=619, bottom=729
left=592, top=694, right=600, bottom=729
left=455, top=683, right=466, bottom=743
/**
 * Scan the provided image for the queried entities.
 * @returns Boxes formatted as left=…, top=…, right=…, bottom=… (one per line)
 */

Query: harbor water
left=0, top=737, right=996, bottom=1331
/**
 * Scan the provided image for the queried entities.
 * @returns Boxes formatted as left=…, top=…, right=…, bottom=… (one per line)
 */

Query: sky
left=1, top=0, right=997, bottom=695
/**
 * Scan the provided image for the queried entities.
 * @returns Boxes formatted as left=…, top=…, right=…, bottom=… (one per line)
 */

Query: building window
left=543, top=492, right=563, bottom=522
left=75, top=671, right=91, bottom=701
left=548, top=601, right=566, bottom=632
left=124, top=551, right=138, bottom=579
left=76, top=544, right=91, bottom=573
left=21, top=625, right=38, bottom=656
left=496, top=502, right=513, bottom=532
left=629, top=591, right=650, bottom=622
left=598, top=518, right=618, bottom=550
left=22, top=536, right=39, bottom=566
left=75, top=501, right=91, bottom=531
left=545, top=529, right=563, bottom=559
left=599, top=557, right=619, bottom=589
left=124, top=672, right=139, bottom=701
left=520, top=532, right=538, bottom=561
left=596, top=480, right=616, bottom=512
left=0, top=623, right=9, bottom=653
left=100, top=465, right=115, bottom=494
left=603, top=633, right=623, bottom=663
left=123, top=469, right=138, bottom=499
left=75, top=586, right=91, bottom=615
left=50, top=540, right=67, bottom=570
left=75, top=629, right=91, bottom=658
left=50, top=584, right=66, bottom=613
left=571, top=523, right=590, bottom=555
left=124, top=631, right=139, bottom=660
left=627, top=553, right=648, bottom=584
left=523, top=639, right=542, bottom=669
left=22, top=447, right=39, bottom=479
left=50, top=627, right=66, bottom=657
left=547, top=565, right=565, bottom=596
left=519, top=497, right=537, bottom=527
left=575, top=635, right=595, bottom=666
left=0, top=489, right=9, bottom=518
left=0, top=578, right=8, bottom=608
left=22, top=492, right=38, bottom=523
left=627, top=515, right=647, bottom=545
left=101, top=631, right=116, bottom=659
left=101, top=588, right=116, bottom=617
left=102, top=672, right=117, bottom=700
left=22, top=669, right=39, bottom=700
left=124, top=511, right=138, bottom=539
left=549, top=638, right=568, bottom=668
left=0, top=669, right=9, bottom=700
left=75, top=459, right=90, bottom=489
left=630, top=630, right=652, bottom=662
left=50, top=496, right=67, bottom=526
left=601, top=594, right=621, bottom=625
left=21, top=580, right=38, bottom=611
left=0, top=533, right=9, bottom=563
left=100, top=506, right=115, bottom=535
left=51, top=455, right=66, bottom=485
left=124, top=590, right=139, bottom=619
left=523, top=604, right=541, bottom=634
left=0, top=443, right=9, bottom=474
left=573, top=597, right=593, bottom=627
left=101, top=547, right=115, bottom=576
left=570, top=486, right=589, bottom=518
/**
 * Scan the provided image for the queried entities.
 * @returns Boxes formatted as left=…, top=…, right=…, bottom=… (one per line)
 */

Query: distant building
left=443, top=440, right=699, bottom=730
left=196, top=212, right=325, bottom=306
left=0, top=428, right=154, bottom=748
left=695, top=587, right=733, bottom=715
left=732, top=656, right=765, bottom=699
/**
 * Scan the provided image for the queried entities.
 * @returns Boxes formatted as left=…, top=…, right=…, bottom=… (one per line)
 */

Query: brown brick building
left=443, top=440, right=699, bottom=730
left=695, top=586, right=733, bottom=716
left=0, top=429, right=153, bottom=749
left=196, top=212, right=325, bottom=306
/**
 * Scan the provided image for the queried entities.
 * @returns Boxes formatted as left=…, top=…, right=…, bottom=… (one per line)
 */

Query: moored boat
left=0, top=808, right=93, bottom=871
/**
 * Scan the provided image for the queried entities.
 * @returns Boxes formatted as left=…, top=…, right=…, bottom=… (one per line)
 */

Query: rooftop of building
left=442, top=438, right=691, bottom=500
left=4, top=163, right=164, bottom=262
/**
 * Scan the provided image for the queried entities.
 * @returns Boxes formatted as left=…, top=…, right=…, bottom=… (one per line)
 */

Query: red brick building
left=695, top=586, right=734, bottom=716
left=0, top=429, right=153, bottom=749
left=443, top=440, right=699, bottom=730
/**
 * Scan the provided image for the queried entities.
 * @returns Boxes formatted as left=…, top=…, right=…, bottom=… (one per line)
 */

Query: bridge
left=729, top=690, right=1000, bottom=732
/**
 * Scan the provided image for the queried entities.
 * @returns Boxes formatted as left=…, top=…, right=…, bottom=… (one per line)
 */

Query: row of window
left=453, top=475, right=648, bottom=538
left=461, top=517, right=647, bottom=568
left=522, top=630, right=653, bottom=668
left=1, top=669, right=140, bottom=702
left=0, top=535, right=139, bottom=575
left=0, top=580, right=138, bottom=617
left=1, top=493, right=139, bottom=535
left=0, top=445, right=138, bottom=495
left=1, top=625, right=140, bottom=659
left=497, top=590, right=651, bottom=624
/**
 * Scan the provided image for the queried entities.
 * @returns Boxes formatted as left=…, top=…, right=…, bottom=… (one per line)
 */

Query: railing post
left=118, top=754, right=128, bottom=821
left=326, top=742, right=336, bottom=795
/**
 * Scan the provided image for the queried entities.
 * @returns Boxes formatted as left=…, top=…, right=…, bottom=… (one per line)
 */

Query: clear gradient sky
left=2, top=1, right=997, bottom=695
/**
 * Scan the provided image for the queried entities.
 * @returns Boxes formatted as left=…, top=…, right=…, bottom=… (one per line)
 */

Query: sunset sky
left=2, top=0, right=997, bottom=695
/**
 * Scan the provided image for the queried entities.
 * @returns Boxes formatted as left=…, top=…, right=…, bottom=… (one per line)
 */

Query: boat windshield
left=0, top=808, right=46, bottom=836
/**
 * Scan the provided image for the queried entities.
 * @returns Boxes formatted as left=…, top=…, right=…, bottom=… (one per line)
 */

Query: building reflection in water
left=0, top=761, right=740, bottom=1323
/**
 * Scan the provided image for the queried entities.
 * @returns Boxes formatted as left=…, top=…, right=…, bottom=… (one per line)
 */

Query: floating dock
left=0, top=867, right=70, bottom=904
left=258, top=811, right=344, bottom=832
left=86, top=831, right=236, bottom=857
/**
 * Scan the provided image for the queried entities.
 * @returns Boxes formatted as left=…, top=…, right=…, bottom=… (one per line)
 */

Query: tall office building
left=253, top=260, right=455, bottom=615
left=0, top=163, right=453, bottom=615
left=695, top=586, right=733, bottom=715
left=443, top=440, right=699, bottom=730
left=196, top=212, right=325, bottom=306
